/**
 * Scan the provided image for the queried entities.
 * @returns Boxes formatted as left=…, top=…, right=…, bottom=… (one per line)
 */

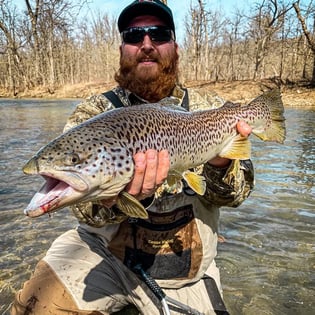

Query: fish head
left=22, top=128, right=134, bottom=217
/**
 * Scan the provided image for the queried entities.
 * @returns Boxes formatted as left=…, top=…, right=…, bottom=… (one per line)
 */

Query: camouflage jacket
left=65, top=85, right=254, bottom=227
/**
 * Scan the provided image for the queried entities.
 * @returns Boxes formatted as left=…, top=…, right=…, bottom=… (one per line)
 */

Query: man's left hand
left=208, top=120, right=252, bottom=167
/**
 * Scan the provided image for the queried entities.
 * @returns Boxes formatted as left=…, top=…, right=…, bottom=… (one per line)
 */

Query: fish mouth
left=24, top=173, right=89, bottom=217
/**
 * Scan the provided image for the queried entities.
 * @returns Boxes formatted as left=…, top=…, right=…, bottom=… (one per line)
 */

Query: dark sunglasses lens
left=149, top=28, right=172, bottom=42
left=122, top=27, right=173, bottom=44
left=123, top=29, right=145, bottom=44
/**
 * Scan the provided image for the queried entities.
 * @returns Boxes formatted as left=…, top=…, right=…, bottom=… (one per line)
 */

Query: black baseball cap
left=118, top=0, right=175, bottom=35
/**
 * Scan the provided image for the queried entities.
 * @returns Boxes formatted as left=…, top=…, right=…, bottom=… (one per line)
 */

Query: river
left=0, top=99, right=314, bottom=314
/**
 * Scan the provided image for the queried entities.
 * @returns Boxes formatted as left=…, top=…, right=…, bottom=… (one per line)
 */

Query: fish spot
left=111, top=148, right=122, bottom=153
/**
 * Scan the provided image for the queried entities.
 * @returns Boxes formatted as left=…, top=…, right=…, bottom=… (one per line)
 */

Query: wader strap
left=102, top=90, right=125, bottom=108
left=182, top=87, right=189, bottom=111
left=202, top=275, right=230, bottom=315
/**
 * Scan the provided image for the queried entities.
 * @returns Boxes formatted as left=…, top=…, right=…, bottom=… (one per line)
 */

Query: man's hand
left=208, top=120, right=252, bottom=167
left=99, top=150, right=170, bottom=207
left=125, top=149, right=170, bottom=200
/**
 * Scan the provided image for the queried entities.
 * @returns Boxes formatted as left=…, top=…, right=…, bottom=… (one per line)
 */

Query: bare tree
left=24, top=0, right=41, bottom=85
left=222, top=10, right=248, bottom=81
left=0, top=0, right=25, bottom=94
left=183, top=1, right=225, bottom=81
left=1, top=0, right=315, bottom=96
left=293, top=0, right=315, bottom=85
left=248, top=0, right=293, bottom=80
left=183, top=0, right=207, bottom=80
left=23, top=0, right=85, bottom=91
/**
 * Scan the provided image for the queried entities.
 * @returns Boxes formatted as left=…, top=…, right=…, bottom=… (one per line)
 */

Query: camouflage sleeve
left=64, top=94, right=115, bottom=132
left=186, top=87, right=225, bottom=111
left=201, top=159, right=254, bottom=207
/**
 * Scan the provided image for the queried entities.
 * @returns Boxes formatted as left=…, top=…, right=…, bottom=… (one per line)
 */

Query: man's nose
left=141, top=34, right=154, bottom=51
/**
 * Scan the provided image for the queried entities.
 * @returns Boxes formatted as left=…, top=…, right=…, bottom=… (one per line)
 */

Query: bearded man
left=11, top=1, right=253, bottom=314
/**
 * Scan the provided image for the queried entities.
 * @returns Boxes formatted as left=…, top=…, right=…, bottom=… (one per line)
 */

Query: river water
left=0, top=99, right=314, bottom=314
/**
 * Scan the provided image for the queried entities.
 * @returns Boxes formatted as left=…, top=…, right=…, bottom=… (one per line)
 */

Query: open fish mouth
left=24, top=173, right=88, bottom=217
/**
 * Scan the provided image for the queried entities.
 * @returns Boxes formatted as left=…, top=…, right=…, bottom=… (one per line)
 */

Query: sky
left=83, top=0, right=251, bottom=43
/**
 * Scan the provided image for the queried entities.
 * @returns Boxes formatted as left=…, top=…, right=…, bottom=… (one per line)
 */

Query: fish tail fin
left=252, top=89, right=286, bottom=143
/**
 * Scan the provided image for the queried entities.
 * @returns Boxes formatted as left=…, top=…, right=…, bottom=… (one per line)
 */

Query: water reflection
left=0, top=101, right=314, bottom=314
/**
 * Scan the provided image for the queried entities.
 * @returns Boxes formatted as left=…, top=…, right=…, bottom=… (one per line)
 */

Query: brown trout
left=23, top=89, right=285, bottom=219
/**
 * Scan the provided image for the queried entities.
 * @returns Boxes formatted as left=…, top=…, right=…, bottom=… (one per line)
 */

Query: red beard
left=115, top=49, right=179, bottom=102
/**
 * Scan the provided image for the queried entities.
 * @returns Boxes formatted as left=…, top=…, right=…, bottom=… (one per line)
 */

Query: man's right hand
left=100, top=149, right=170, bottom=208
left=126, top=149, right=170, bottom=200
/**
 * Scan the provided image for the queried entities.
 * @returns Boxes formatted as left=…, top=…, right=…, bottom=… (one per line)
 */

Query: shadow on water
left=0, top=101, right=314, bottom=314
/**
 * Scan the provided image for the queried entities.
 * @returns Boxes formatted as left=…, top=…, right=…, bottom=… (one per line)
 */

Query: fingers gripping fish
left=22, top=89, right=286, bottom=219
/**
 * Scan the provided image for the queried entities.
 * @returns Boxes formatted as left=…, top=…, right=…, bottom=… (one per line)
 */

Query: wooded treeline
left=0, top=0, right=314, bottom=96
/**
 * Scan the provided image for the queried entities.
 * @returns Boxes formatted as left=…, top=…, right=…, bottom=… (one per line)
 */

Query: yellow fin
left=251, top=89, right=286, bottom=143
left=219, top=135, right=251, bottom=160
left=116, top=191, right=148, bottom=219
left=182, top=170, right=206, bottom=195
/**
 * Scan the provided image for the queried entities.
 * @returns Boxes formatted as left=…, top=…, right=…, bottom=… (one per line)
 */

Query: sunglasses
left=121, top=26, right=175, bottom=44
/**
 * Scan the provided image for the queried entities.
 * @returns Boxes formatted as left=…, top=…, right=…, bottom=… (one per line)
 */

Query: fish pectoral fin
left=116, top=191, right=148, bottom=219
left=182, top=170, right=206, bottom=195
left=219, top=135, right=251, bottom=160
left=252, top=130, right=269, bottom=141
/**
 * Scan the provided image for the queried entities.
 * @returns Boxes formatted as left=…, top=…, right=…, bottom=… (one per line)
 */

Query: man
left=11, top=1, right=254, bottom=314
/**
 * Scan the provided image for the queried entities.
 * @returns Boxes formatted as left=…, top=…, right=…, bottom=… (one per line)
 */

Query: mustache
left=136, top=52, right=160, bottom=63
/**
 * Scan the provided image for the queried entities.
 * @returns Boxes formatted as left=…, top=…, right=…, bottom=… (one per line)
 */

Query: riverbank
left=1, top=79, right=314, bottom=108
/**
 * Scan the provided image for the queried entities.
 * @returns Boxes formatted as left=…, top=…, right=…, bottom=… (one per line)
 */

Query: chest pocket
left=108, top=204, right=203, bottom=280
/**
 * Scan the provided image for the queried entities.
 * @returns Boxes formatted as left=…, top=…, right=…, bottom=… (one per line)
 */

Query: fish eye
left=65, top=153, right=81, bottom=166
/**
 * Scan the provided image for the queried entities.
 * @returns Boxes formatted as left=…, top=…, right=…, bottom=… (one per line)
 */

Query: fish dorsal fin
left=116, top=191, right=148, bottom=219
left=219, top=135, right=251, bottom=160
left=182, top=170, right=206, bottom=195
left=222, top=101, right=242, bottom=108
